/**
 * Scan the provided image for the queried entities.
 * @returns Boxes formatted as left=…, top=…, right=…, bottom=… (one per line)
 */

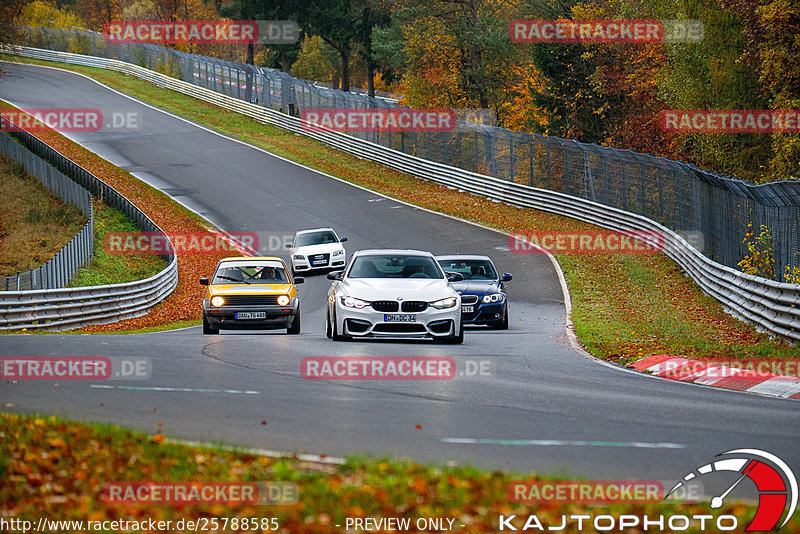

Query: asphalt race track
left=1, top=62, right=798, bottom=482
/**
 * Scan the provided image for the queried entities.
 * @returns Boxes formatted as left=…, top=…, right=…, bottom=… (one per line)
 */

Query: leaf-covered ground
left=1, top=412, right=781, bottom=534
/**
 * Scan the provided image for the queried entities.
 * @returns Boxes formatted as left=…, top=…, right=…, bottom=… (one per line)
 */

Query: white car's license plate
left=461, top=305, right=474, bottom=313
left=312, top=260, right=327, bottom=265
left=235, top=312, right=266, bottom=319
left=384, top=314, right=416, bottom=322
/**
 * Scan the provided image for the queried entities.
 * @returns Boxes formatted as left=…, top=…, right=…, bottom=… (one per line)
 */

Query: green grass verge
left=3, top=54, right=797, bottom=358
left=69, top=201, right=165, bottom=287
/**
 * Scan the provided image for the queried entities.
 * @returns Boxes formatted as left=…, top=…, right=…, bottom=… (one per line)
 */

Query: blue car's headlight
left=430, top=297, right=458, bottom=309
left=482, top=293, right=504, bottom=303
left=341, top=296, right=369, bottom=309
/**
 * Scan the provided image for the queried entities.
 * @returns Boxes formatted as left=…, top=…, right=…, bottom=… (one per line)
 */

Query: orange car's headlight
left=211, top=296, right=225, bottom=307
left=277, top=295, right=290, bottom=306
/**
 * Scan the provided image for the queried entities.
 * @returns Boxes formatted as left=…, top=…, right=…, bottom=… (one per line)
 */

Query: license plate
left=312, top=259, right=327, bottom=265
left=384, top=314, right=416, bottom=322
left=235, top=312, right=266, bottom=319
left=461, top=305, right=474, bottom=313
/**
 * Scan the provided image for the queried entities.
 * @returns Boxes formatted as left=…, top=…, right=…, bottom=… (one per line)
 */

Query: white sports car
left=325, top=249, right=464, bottom=343
left=288, top=227, right=348, bottom=274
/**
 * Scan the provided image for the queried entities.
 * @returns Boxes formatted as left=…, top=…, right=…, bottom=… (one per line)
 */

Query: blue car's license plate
left=384, top=314, right=416, bottom=322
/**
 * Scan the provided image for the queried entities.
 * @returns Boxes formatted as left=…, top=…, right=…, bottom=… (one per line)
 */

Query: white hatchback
left=326, top=249, right=464, bottom=343
left=288, top=227, right=348, bottom=274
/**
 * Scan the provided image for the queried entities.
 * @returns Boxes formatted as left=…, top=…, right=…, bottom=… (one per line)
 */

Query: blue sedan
left=436, top=255, right=512, bottom=329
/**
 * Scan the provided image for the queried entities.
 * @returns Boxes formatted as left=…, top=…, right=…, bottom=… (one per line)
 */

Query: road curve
left=1, top=62, right=798, bottom=481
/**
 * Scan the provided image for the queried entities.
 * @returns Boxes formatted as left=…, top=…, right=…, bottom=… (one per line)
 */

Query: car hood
left=293, top=243, right=343, bottom=255
left=341, top=278, right=455, bottom=300
left=208, top=284, right=293, bottom=296
left=450, top=280, right=500, bottom=295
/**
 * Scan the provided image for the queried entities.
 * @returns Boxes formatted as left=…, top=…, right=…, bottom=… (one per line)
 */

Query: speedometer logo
left=666, top=449, right=797, bottom=531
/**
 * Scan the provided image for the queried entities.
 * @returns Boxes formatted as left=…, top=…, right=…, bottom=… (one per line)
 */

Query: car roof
left=436, top=254, right=494, bottom=262
left=295, top=227, right=335, bottom=235
left=219, top=256, right=284, bottom=263
left=353, top=249, right=435, bottom=257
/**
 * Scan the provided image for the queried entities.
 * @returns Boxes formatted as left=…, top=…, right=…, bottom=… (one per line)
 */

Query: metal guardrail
left=13, top=26, right=800, bottom=279
left=4, top=46, right=798, bottom=342
left=0, top=123, right=178, bottom=331
left=0, top=129, right=93, bottom=290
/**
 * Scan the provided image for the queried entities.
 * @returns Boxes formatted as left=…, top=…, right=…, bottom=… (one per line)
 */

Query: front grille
left=309, top=253, right=330, bottom=263
left=219, top=295, right=279, bottom=306
left=371, top=300, right=399, bottom=312
left=460, top=295, right=479, bottom=305
left=401, top=301, right=427, bottom=312
left=373, top=323, right=426, bottom=333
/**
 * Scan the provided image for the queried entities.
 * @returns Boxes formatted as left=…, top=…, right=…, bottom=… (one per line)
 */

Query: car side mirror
left=327, top=270, right=344, bottom=280
left=501, top=273, right=513, bottom=282
left=285, top=242, right=293, bottom=249
left=199, top=277, right=209, bottom=285
left=294, top=277, right=304, bottom=284
left=339, top=236, right=348, bottom=243
left=446, top=272, right=464, bottom=282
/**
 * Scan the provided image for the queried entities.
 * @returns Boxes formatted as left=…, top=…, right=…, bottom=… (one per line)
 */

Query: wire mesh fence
left=14, top=26, right=800, bottom=279
left=0, top=127, right=94, bottom=290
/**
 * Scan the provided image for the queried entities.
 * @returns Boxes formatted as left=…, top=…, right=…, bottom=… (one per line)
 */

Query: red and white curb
left=630, top=355, right=800, bottom=400
left=202, top=225, right=256, bottom=256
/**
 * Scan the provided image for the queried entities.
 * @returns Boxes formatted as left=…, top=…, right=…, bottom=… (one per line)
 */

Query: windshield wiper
left=217, top=275, right=250, bottom=285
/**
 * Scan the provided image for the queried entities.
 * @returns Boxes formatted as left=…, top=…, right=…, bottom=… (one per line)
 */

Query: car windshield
left=212, top=263, right=288, bottom=284
left=437, top=259, right=497, bottom=280
left=348, top=255, right=444, bottom=279
left=295, top=230, right=338, bottom=247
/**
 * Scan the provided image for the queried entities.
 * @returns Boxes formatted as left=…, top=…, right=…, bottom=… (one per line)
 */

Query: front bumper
left=293, top=254, right=346, bottom=272
left=335, top=301, right=461, bottom=338
left=203, top=300, right=299, bottom=330
left=461, top=299, right=506, bottom=325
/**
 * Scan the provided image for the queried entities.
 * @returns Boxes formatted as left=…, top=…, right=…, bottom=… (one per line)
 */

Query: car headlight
left=211, top=296, right=225, bottom=307
left=293, top=254, right=305, bottom=260
left=277, top=294, right=290, bottom=306
left=341, top=296, right=369, bottom=309
left=482, top=293, right=503, bottom=303
left=332, top=249, right=344, bottom=257
left=430, top=297, right=458, bottom=309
